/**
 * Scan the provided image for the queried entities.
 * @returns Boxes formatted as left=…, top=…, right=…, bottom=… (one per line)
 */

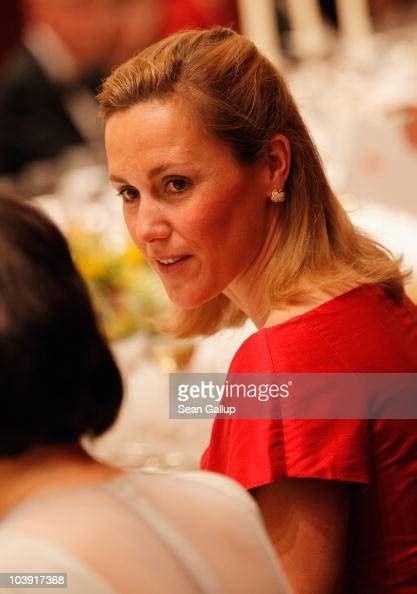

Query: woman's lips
left=155, top=255, right=192, bottom=274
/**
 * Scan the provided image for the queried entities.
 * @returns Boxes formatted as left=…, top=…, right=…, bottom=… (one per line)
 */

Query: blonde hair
left=98, top=27, right=409, bottom=338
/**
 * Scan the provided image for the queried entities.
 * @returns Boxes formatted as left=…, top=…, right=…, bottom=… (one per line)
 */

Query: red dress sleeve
left=201, top=285, right=417, bottom=490
left=200, top=329, right=371, bottom=489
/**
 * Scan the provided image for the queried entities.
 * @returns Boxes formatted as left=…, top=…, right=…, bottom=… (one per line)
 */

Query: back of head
left=0, top=195, right=122, bottom=456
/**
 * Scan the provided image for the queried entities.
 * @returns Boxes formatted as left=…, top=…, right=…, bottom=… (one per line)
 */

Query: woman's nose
left=132, top=198, right=171, bottom=245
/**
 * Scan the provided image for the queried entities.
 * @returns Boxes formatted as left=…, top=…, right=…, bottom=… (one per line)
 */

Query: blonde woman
left=99, top=27, right=417, bottom=594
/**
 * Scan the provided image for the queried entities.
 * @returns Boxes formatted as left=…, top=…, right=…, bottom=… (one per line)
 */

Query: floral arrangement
left=67, top=225, right=168, bottom=341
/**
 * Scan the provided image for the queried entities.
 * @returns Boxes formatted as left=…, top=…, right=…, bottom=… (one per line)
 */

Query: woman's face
left=105, top=98, right=273, bottom=309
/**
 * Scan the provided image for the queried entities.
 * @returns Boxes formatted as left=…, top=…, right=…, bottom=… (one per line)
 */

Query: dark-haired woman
left=0, top=195, right=288, bottom=594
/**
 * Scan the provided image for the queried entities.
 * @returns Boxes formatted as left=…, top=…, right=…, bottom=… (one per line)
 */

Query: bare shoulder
left=168, top=470, right=260, bottom=511
left=1, top=472, right=290, bottom=594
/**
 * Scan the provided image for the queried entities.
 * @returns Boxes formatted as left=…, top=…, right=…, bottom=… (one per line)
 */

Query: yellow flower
left=123, top=241, right=145, bottom=265
left=64, top=225, right=164, bottom=340
left=75, top=254, right=110, bottom=280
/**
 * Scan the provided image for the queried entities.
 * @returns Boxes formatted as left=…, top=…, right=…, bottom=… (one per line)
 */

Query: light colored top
left=0, top=470, right=289, bottom=594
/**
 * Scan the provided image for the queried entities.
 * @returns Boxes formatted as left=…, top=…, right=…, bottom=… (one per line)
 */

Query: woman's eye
left=118, top=187, right=139, bottom=202
left=166, top=178, right=190, bottom=193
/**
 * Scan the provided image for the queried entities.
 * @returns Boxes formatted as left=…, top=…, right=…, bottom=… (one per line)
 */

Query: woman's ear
left=266, top=134, right=291, bottom=191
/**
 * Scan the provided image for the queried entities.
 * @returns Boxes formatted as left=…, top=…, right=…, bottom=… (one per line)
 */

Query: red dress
left=201, top=284, right=417, bottom=593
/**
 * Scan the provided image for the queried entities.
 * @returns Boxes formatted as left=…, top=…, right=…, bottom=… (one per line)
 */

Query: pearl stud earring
left=271, top=188, right=286, bottom=203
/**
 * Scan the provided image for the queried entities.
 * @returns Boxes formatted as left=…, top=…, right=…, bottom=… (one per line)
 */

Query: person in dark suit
left=0, top=0, right=23, bottom=70
left=0, top=48, right=86, bottom=176
left=0, top=0, right=117, bottom=177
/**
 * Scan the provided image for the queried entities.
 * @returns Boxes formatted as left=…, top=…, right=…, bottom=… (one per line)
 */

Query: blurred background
left=1, top=0, right=416, bottom=470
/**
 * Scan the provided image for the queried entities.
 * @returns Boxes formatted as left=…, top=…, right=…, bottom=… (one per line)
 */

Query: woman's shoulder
left=0, top=471, right=289, bottom=594
left=131, top=469, right=260, bottom=512
left=231, top=284, right=417, bottom=373
left=0, top=470, right=259, bottom=535
left=228, top=285, right=369, bottom=372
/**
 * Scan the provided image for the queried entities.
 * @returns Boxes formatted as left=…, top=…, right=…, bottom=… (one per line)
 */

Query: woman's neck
left=261, top=288, right=335, bottom=328
left=0, top=444, right=122, bottom=519
left=224, top=213, right=359, bottom=329
left=224, top=211, right=280, bottom=327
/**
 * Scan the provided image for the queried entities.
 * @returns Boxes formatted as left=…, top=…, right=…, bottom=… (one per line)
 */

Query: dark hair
left=0, top=195, right=123, bottom=457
